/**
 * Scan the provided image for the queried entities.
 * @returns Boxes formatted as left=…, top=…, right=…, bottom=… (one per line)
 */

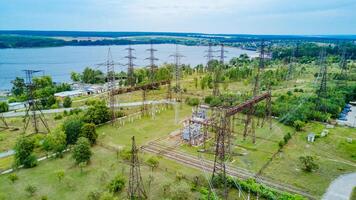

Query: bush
left=8, top=173, right=18, bottom=183
left=42, top=130, right=67, bottom=157
left=185, top=97, right=200, bottom=106
left=54, top=114, right=63, bottom=120
left=63, top=96, right=72, bottom=108
left=283, top=132, right=292, bottom=143
left=83, top=100, right=111, bottom=125
left=299, top=156, right=319, bottom=172
left=87, top=191, right=101, bottom=200
left=62, top=117, right=84, bottom=145
left=72, top=137, right=92, bottom=165
left=14, top=137, right=37, bottom=168
left=80, top=123, right=98, bottom=145
left=146, top=156, right=159, bottom=170
left=293, top=120, right=305, bottom=131
left=107, top=174, right=126, bottom=193
left=25, top=185, right=37, bottom=197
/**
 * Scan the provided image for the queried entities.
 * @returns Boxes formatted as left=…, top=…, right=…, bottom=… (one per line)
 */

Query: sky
left=0, top=0, right=355, bottom=35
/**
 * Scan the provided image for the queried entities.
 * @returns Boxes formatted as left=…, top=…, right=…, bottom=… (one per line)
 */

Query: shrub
left=63, top=96, right=72, bottom=108
left=54, top=114, right=63, bottom=120
left=42, top=130, right=67, bottom=157
left=185, top=97, right=200, bottom=106
left=72, top=137, right=92, bottom=165
left=87, top=191, right=101, bottom=200
left=107, top=175, right=126, bottom=193
left=293, top=120, right=305, bottom=131
left=146, top=156, right=159, bottom=170
left=8, top=173, right=18, bottom=183
left=62, top=117, right=84, bottom=145
left=14, top=137, right=37, bottom=168
left=25, top=185, right=37, bottom=197
left=80, top=123, right=98, bottom=145
left=56, top=170, right=65, bottom=182
left=83, top=100, right=110, bottom=125
left=299, top=156, right=319, bottom=172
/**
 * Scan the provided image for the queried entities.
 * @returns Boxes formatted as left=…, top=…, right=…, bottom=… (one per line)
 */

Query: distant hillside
left=0, top=30, right=355, bottom=49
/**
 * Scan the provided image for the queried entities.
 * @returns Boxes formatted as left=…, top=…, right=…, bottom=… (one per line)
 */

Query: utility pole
left=205, top=43, right=214, bottom=70
left=128, top=136, right=147, bottom=200
left=286, top=46, right=296, bottom=80
left=211, top=109, right=229, bottom=200
left=145, top=42, right=158, bottom=83
left=170, top=44, right=184, bottom=101
left=219, top=44, right=227, bottom=64
left=317, top=49, right=328, bottom=99
left=126, top=44, right=136, bottom=87
left=339, top=46, right=348, bottom=81
left=23, top=70, right=50, bottom=134
left=97, top=48, right=121, bottom=125
left=243, top=40, right=265, bottom=143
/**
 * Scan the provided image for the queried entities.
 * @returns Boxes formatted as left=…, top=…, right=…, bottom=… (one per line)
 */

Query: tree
left=299, top=156, right=319, bottom=172
left=72, top=137, right=92, bottom=165
left=107, top=174, right=126, bottom=194
left=83, top=100, right=110, bottom=125
left=62, top=117, right=84, bottom=145
left=42, top=130, right=67, bottom=157
left=11, top=77, right=26, bottom=96
left=70, top=72, right=81, bottom=82
left=63, top=96, right=72, bottom=108
left=80, top=123, right=98, bottom=145
left=0, top=102, right=9, bottom=113
left=14, top=137, right=37, bottom=168
left=146, top=156, right=159, bottom=171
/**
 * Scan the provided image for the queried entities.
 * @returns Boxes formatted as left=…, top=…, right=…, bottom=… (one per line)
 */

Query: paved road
left=0, top=150, right=14, bottom=159
left=322, top=172, right=356, bottom=200
left=2, top=100, right=174, bottom=118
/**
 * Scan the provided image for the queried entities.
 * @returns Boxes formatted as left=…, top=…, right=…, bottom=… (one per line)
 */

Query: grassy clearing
left=262, top=123, right=356, bottom=197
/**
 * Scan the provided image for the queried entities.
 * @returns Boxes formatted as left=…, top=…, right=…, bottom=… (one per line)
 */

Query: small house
left=307, top=133, right=315, bottom=142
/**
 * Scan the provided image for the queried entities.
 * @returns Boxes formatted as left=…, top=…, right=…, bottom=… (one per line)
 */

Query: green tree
left=80, top=123, right=98, bottom=145
left=63, top=96, right=72, bottom=108
left=146, top=156, right=159, bottom=171
left=83, top=100, right=110, bottom=125
left=0, top=102, right=9, bottom=113
left=82, top=67, right=104, bottom=84
left=70, top=72, right=81, bottom=82
left=72, top=137, right=92, bottom=165
left=299, top=156, right=319, bottom=172
left=107, top=174, right=126, bottom=194
left=42, top=130, right=67, bottom=157
left=14, top=137, right=37, bottom=168
left=11, top=77, right=26, bottom=96
left=62, top=117, right=84, bottom=145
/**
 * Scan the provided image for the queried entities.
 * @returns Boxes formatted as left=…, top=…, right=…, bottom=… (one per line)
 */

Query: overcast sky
left=0, top=0, right=355, bottom=34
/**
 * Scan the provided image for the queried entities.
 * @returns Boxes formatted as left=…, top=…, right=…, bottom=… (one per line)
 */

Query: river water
left=0, top=44, right=256, bottom=90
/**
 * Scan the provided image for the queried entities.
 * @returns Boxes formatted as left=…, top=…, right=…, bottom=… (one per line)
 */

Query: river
left=0, top=44, right=256, bottom=90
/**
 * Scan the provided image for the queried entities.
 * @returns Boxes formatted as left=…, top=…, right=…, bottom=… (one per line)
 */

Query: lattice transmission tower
left=205, top=43, right=215, bottom=70
left=97, top=48, right=121, bottom=125
left=23, top=70, right=50, bottom=134
left=170, top=44, right=184, bottom=100
left=243, top=40, right=266, bottom=143
left=128, top=136, right=147, bottom=200
left=317, top=49, right=328, bottom=99
left=126, top=44, right=136, bottom=87
left=145, top=42, right=158, bottom=83
left=219, top=44, right=227, bottom=64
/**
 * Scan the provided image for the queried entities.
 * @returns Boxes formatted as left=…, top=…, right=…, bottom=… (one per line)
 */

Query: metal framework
left=170, top=44, right=184, bottom=101
left=205, top=43, right=214, bottom=69
left=243, top=40, right=266, bottom=143
left=317, top=49, right=328, bottom=99
left=286, top=46, right=296, bottom=80
left=219, top=44, right=227, bottom=64
left=126, top=44, right=136, bottom=87
left=128, top=136, right=147, bottom=200
left=339, top=47, right=348, bottom=80
left=23, top=70, right=50, bottom=134
left=97, top=48, right=121, bottom=125
left=145, top=42, right=158, bottom=83
left=0, top=114, right=8, bottom=129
